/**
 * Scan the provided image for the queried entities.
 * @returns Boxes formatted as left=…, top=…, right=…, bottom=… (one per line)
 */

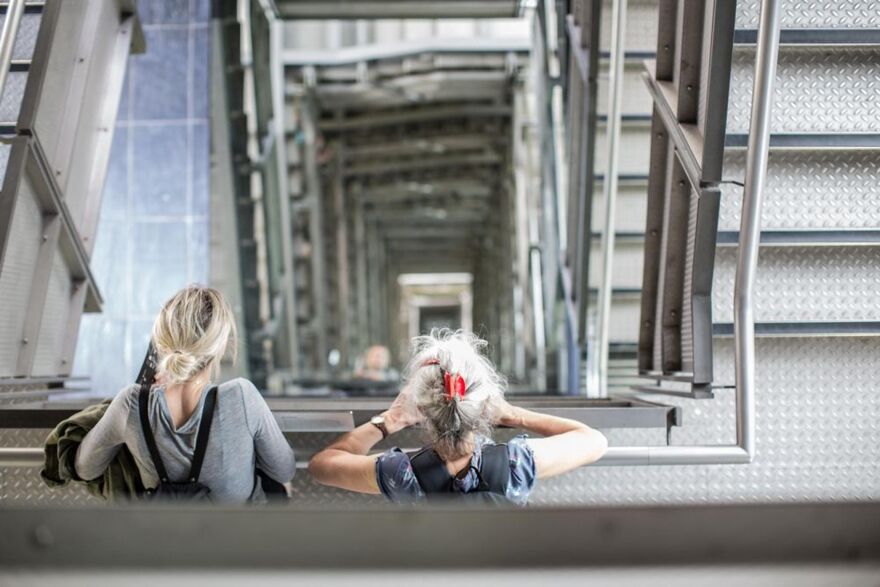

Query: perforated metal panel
left=712, top=246, right=880, bottom=323
left=0, top=192, right=41, bottom=376
left=0, top=12, right=41, bottom=60
left=594, top=124, right=651, bottom=175
left=588, top=240, right=644, bottom=289
left=592, top=183, right=648, bottom=233
left=0, top=71, right=28, bottom=124
left=735, top=0, right=880, bottom=28
left=597, top=64, right=654, bottom=116
left=599, top=0, right=658, bottom=53
left=719, top=151, right=880, bottom=231
left=727, top=47, right=880, bottom=134
left=32, top=254, right=73, bottom=375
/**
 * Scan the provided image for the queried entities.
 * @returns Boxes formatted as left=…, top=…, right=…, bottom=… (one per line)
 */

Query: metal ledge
left=735, top=28, right=880, bottom=46
left=0, top=396, right=680, bottom=431
left=717, top=229, right=880, bottom=246
left=1, top=503, right=879, bottom=568
left=282, top=38, right=530, bottom=66
left=274, top=0, right=521, bottom=19
left=726, top=133, right=880, bottom=150
left=713, top=321, right=880, bottom=338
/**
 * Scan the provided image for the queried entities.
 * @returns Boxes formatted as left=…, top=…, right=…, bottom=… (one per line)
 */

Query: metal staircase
left=0, top=0, right=142, bottom=383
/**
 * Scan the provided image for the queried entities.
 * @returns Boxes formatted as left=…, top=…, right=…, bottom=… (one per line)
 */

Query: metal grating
left=0, top=70, right=27, bottom=124
left=31, top=254, right=72, bottom=376
left=594, top=123, right=652, bottom=175
left=727, top=47, right=880, bottom=134
left=597, top=64, right=655, bottom=115
left=599, top=0, right=658, bottom=53
left=533, top=338, right=880, bottom=505
left=712, top=246, right=880, bottom=323
left=0, top=11, right=41, bottom=61
left=0, top=190, right=40, bottom=376
left=719, top=150, right=880, bottom=231
left=735, top=0, right=880, bottom=28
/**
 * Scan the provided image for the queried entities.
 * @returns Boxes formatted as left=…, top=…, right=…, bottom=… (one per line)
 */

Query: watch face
left=371, top=415, right=384, bottom=425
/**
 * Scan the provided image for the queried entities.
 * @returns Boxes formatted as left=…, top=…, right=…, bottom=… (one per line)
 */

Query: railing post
left=593, top=0, right=627, bottom=397
left=734, top=0, right=781, bottom=459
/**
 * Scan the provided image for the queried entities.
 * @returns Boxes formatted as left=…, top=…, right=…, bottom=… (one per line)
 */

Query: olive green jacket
left=41, top=399, right=144, bottom=501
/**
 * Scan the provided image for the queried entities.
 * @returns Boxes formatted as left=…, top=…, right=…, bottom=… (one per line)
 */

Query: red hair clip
left=421, top=359, right=466, bottom=400
left=443, top=370, right=466, bottom=401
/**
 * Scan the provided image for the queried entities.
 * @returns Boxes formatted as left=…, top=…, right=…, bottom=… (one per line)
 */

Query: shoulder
left=217, top=377, right=264, bottom=406
left=503, top=435, right=537, bottom=505
left=375, top=448, right=424, bottom=501
left=112, top=384, right=141, bottom=410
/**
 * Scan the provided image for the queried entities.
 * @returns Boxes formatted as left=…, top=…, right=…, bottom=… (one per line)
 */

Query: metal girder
left=342, top=134, right=502, bottom=161
left=283, top=38, right=530, bottom=67
left=274, top=0, right=521, bottom=19
left=344, top=152, right=502, bottom=177
left=636, top=0, right=735, bottom=389
left=312, top=71, right=513, bottom=110
left=317, top=104, right=511, bottom=132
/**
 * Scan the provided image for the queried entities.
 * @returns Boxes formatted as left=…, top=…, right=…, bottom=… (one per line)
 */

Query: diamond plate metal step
left=726, top=47, right=880, bottom=134
left=712, top=246, right=880, bottom=324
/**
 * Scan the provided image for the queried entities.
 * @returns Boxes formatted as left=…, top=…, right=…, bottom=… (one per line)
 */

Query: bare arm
left=308, top=387, right=421, bottom=494
left=498, top=402, right=607, bottom=479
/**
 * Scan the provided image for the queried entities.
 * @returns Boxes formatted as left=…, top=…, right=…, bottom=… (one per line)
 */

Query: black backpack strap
left=138, top=385, right=170, bottom=484
left=476, top=443, right=510, bottom=494
left=188, top=386, right=218, bottom=482
left=408, top=448, right=454, bottom=494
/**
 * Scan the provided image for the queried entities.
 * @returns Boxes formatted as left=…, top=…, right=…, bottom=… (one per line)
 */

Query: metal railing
left=600, top=0, right=781, bottom=464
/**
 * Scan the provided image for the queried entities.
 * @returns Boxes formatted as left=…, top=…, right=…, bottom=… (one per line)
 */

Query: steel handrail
left=599, top=0, right=781, bottom=464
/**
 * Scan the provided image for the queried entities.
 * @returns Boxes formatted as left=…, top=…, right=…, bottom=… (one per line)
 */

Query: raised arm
left=496, top=401, right=607, bottom=479
left=308, top=386, right=421, bottom=493
left=74, top=386, right=134, bottom=481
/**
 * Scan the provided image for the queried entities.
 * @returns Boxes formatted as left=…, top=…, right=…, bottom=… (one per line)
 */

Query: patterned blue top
left=375, top=435, right=537, bottom=505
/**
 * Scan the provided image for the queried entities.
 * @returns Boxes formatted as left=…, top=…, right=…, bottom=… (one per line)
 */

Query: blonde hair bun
left=151, top=285, right=238, bottom=385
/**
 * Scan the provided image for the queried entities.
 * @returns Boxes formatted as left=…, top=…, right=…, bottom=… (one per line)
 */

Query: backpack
left=138, top=384, right=217, bottom=502
left=408, top=443, right=512, bottom=504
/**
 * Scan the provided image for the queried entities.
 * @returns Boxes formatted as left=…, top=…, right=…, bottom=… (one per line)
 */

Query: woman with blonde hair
left=309, top=330, right=607, bottom=504
left=75, top=285, right=295, bottom=502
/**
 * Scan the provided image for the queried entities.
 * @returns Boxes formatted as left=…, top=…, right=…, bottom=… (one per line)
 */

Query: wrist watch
left=370, top=414, right=389, bottom=439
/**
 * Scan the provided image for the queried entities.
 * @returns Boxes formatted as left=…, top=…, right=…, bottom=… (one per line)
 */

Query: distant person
left=353, top=344, right=399, bottom=381
left=75, top=286, right=296, bottom=503
left=309, top=330, right=607, bottom=504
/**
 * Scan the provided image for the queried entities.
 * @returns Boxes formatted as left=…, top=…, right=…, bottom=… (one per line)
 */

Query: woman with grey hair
left=309, top=330, right=607, bottom=504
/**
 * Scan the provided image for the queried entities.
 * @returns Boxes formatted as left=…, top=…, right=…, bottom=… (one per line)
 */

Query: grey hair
left=404, top=329, right=505, bottom=460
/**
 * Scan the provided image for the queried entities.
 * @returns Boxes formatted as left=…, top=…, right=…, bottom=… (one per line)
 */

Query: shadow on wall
left=73, top=0, right=212, bottom=395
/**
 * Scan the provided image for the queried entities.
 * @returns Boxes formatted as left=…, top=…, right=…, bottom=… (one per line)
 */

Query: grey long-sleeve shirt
left=75, top=378, right=296, bottom=503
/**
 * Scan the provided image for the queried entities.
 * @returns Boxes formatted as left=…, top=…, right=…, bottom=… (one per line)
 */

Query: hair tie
left=443, top=370, right=466, bottom=401
left=420, top=358, right=466, bottom=401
